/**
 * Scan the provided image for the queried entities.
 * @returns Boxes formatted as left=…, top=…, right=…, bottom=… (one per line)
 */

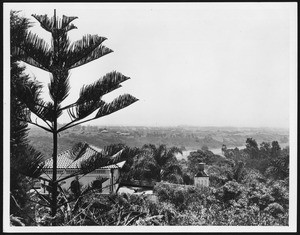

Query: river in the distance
left=175, top=146, right=244, bottom=160
left=176, top=142, right=289, bottom=160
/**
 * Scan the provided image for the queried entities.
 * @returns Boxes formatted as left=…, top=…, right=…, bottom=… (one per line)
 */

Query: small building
left=39, top=144, right=126, bottom=194
left=194, top=163, right=209, bottom=187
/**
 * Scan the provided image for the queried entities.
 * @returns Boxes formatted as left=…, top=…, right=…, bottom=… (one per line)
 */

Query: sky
left=2, top=4, right=298, bottom=232
left=4, top=3, right=297, bottom=128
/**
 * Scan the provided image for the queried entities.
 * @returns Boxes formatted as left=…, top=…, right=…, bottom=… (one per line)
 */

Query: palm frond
left=103, top=144, right=140, bottom=162
left=95, top=94, right=138, bottom=119
left=66, top=34, right=112, bottom=69
left=103, top=143, right=127, bottom=155
left=106, top=149, right=125, bottom=164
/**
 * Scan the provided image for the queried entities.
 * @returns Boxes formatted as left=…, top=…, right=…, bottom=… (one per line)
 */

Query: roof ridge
left=88, top=144, right=103, bottom=153
left=44, top=149, right=71, bottom=163
left=59, top=149, right=71, bottom=156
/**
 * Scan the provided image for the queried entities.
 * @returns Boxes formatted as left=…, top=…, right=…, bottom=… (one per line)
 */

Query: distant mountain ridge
left=28, top=125, right=289, bottom=160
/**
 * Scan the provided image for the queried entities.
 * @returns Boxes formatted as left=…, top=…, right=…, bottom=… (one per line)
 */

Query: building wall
left=194, top=177, right=209, bottom=187
left=40, top=168, right=121, bottom=194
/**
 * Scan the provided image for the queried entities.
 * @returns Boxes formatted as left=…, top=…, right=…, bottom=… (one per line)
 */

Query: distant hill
left=27, top=125, right=289, bottom=160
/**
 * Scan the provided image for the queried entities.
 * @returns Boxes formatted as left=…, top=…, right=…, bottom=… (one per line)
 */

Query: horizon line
left=28, top=123, right=289, bottom=130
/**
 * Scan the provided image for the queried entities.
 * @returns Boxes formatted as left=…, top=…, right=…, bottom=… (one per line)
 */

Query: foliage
left=245, top=137, right=259, bottom=158
left=11, top=9, right=138, bottom=220
left=130, top=144, right=183, bottom=184
left=265, top=147, right=289, bottom=180
left=187, top=149, right=230, bottom=175
left=154, top=182, right=212, bottom=211
left=10, top=11, right=46, bottom=225
left=14, top=141, right=289, bottom=226
left=224, top=139, right=289, bottom=181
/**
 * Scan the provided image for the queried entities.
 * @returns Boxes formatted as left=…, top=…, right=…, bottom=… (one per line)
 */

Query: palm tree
left=134, top=144, right=183, bottom=183
left=12, top=10, right=138, bottom=219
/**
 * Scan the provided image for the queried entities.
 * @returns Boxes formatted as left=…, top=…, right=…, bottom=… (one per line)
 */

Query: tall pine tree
left=12, top=10, right=138, bottom=219
left=10, top=10, right=45, bottom=224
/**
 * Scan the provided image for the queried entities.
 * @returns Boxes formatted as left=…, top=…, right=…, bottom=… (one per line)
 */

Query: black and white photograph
left=3, top=2, right=297, bottom=233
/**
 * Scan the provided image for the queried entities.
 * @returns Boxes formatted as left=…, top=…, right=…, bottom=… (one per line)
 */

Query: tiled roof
left=44, top=144, right=125, bottom=170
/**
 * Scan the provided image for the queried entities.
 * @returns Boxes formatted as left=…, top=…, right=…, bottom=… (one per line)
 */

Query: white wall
left=40, top=168, right=121, bottom=194
left=194, top=177, right=209, bottom=187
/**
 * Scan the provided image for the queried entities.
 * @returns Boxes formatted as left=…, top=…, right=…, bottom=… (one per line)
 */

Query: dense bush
left=154, top=182, right=212, bottom=211
left=11, top=138, right=289, bottom=226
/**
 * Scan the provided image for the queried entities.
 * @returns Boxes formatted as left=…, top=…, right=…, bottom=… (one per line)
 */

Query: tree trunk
left=51, top=9, right=59, bottom=223
left=51, top=118, right=58, bottom=222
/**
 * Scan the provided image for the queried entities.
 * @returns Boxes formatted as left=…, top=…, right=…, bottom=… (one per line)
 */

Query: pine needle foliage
left=12, top=9, right=138, bottom=219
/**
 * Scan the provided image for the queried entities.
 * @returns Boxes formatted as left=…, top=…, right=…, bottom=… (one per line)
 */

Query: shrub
left=153, top=182, right=211, bottom=211
left=214, top=181, right=244, bottom=203
left=264, top=203, right=285, bottom=217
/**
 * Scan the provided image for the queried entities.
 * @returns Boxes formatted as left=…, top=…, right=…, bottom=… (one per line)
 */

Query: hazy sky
left=5, top=3, right=296, bottom=128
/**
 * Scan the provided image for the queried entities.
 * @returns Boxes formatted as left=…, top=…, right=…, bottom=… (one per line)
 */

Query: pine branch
left=37, top=175, right=52, bottom=183
left=80, top=149, right=124, bottom=175
left=54, top=147, right=125, bottom=184
left=60, top=15, right=78, bottom=32
left=31, top=14, right=54, bottom=33
left=70, top=100, right=105, bottom=122
left=66, top=35, right=112, bottom=69
left=57, top=180, right=117, bottom=209
left=56, top=143, right=90, bottom=180
left=12, top=146, right=45, bottom=178
left=17, top=31, right=52, bottom=71
left=48, top=71, right=70, bottom=104
left=28, top=198, right=51, bottom=208
left=59, top=71, right=132, bottom=128
left=54, top=171, right=82, bottom=185
left=58, top=102, right=77, bottom=112
left=11, top=47, right=49, bottom=71
left=57, top=116, right=98, bottom=133
left=32, top=14, right=78, bottom=33
left=16, top=117, right=52, bottom=132
left=77, top=71, right=130, bottom=104
left=15, top=79, right=57, bottom=126
left=95, top=94, right=139, bottom=118
left=31, top=187, right=51, bottom=206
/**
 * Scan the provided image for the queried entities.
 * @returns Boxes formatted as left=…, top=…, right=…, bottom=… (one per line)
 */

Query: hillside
left=27, top=125, right=289, bottom=160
